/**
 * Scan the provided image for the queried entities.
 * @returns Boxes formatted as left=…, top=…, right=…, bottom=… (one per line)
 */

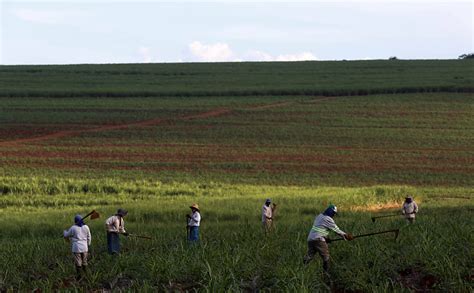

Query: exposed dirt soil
left=397, top=266, right=439, bottom=292
left=0, top=107, right=233, bottom=146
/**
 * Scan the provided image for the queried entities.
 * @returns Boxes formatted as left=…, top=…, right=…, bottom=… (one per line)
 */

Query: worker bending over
left=304, top=204, right=353, bottom=272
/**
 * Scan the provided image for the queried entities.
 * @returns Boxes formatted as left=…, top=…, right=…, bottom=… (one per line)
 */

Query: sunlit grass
left=1, top=179, right=472, bottom=291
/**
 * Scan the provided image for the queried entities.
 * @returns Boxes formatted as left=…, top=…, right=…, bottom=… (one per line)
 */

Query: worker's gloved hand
left=123, top=232, right=129, bottom=236
left=186, top=214, right=191, bottom=219
left=344, top=233, right=354, bottom=241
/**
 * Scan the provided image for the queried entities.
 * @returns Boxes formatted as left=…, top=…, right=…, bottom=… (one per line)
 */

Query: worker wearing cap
left=105, top=208, right=128, bottom=254
left=63, top=214, right=91, bottom=280
left=187, top=203, right=201, bottom=242
left=402, top=196, right=418, bottom=223
left=262, top=198, right=276, bottom=232
left=304, top=204, right=353, bottom=272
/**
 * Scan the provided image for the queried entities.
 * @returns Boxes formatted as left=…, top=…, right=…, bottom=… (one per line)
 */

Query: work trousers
left=304, top=239, right=330, bottom=271
left=263, top=219, right=273, bottom=232
left=73, top=252, right=88, bottom=267
left=107, top=232, right=120, bottom=254
left=188, top=226, right=199, bottom=242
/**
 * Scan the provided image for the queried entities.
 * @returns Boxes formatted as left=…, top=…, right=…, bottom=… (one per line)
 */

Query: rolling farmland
left=0, top=60, right=473, bottom=291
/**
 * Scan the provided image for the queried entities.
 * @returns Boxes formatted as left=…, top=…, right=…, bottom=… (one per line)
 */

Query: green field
left=0, top=60, right=473, bottom=291
left=1, top=60, right=473, bottom=97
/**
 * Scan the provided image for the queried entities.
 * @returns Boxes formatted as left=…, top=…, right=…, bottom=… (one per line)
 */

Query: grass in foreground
left=1, top=180, right=472, bottom=291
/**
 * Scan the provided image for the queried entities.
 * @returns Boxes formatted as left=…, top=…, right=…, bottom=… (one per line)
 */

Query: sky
left=1, top=0, right=472, bottom=64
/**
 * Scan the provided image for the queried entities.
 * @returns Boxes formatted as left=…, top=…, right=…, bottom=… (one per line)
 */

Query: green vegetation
left=1, top=179, right=473, bottom=291
left=1, top=60, right=473, bottom=98
left=0, top=60, right=473, bottom=291
left=1, top=93, right=473, bottom=186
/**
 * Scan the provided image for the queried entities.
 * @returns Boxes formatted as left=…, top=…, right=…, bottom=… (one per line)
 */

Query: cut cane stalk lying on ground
left=327, top=229, right=400, bottom=243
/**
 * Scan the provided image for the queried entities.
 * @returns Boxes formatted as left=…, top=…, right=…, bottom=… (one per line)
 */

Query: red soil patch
left=305, top=96, right=338, bottom=103
left=0, top=108, right=232, bottom=146
left=245, top=101, right=292, bottom=110
left=0, top=97, right=334, bottom=147
left=0, top=96, right=336, bottom=146
left=397, top=266, right=439, bottom=292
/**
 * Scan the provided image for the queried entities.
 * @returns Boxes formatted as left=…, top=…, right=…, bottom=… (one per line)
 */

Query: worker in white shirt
left=105, top=208, right=128, bottom=254
left=262, top=198, right=277, bottom=232
left=63, top=214, right=91, bottom=280
left=186, top=203, right=201, bottom=242
left=402, top=196, right=419, bottom=223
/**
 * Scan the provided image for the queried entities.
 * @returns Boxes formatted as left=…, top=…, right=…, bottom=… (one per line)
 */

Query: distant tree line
left=458, top=53, right=474, bottom=59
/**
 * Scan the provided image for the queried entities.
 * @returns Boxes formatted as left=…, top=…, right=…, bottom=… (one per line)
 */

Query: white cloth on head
left=63, top=225, right=91, bottom=253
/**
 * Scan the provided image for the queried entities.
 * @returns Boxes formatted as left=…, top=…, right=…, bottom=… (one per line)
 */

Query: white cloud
left=245, top=50, right=318, bottom=62
left=12, top=9, right=67, bottom=24
left=188, top=42, right=318, bottom=62
left=275, top=52, right=318, bottom=61
left=138, top=47, right=152, bottom=63
left=188, top=41, right=235, bottom=62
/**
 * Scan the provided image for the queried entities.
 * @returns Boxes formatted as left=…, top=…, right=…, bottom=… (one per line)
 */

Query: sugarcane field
left=1, top=2, right=474, bottom=292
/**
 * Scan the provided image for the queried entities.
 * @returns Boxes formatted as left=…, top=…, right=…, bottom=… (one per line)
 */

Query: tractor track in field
left=0, top=98, right=325, bottom=146
left=0, top=108, right=231, bottom=146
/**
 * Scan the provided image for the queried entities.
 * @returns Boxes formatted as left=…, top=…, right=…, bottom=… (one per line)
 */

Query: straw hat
left=189, top=203, right=200, bottom=211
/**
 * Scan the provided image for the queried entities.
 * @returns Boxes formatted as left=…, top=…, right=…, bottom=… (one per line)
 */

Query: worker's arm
left=118, top=218, right=126, bottom=233
left=330, top=224, right=346, bottom=237
left=326, top=218, right=346, bottom=237
left=86, top=226, right=91, bottom=246
left=63, top=227, right=73, bottom=238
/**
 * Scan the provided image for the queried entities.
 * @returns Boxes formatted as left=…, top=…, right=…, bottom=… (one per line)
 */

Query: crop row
left=1, top=93, right=472, bottom=186
left=1, top=60, right=473, bottom=98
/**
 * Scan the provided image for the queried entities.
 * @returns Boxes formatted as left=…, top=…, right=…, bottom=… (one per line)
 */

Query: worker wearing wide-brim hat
left=105, top=208, right=129, bottom=254
left=186, top=204, right=201, bottom=242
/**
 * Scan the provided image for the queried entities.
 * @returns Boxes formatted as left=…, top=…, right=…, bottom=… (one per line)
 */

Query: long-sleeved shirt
left=307, top=214, right=346, bottom=242
left=105, top=215, right=126, bottom=233
left=63, top=225, right=91, bottom=253
left=402, top=202, right=418, bottom=218
left=188, top=211, right=201, bottom=227
left=262, top=205, right=273, bottom=223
